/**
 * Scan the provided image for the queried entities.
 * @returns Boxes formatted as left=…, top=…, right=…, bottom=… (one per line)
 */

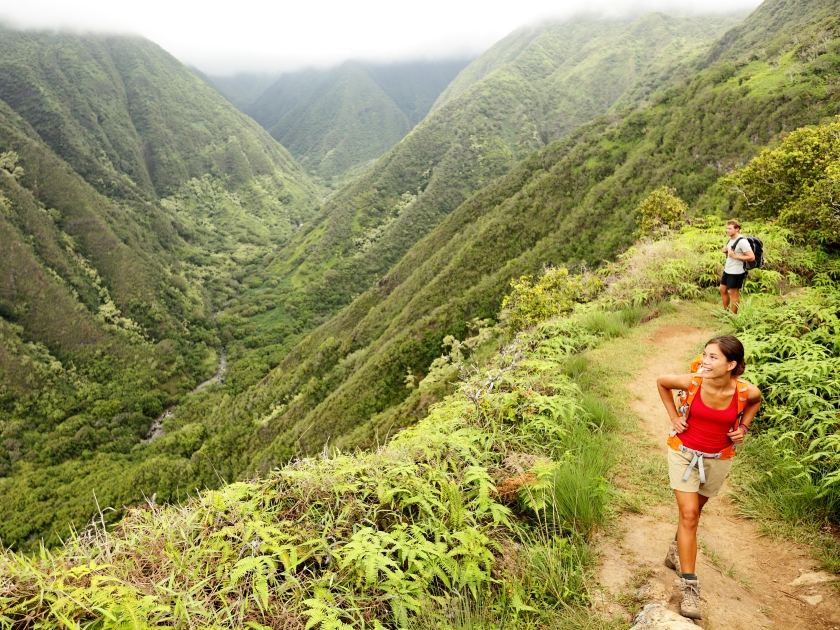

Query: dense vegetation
left=252, top=12, right=739, bottom=332
left=0, top=30, right=320, bottom=547
left=185, top=12, right=742, bottom=460
left=3, top=0, right=840, bottom=555
left=201, top=0, right=840, bottom=479
left=3, top=208, right=838, bottom=627
left=244, top=59, right=471, bottom=185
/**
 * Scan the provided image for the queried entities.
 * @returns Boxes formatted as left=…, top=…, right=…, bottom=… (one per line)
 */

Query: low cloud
left=1, top=0, right=761, bottom=75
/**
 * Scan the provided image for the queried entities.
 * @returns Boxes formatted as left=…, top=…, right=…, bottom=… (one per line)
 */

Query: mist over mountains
left=1, top=0, right=839, bottom=554
left=205, top=58, right=472, bottom=186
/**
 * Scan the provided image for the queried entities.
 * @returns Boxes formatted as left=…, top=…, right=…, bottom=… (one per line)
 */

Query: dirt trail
left=595, top=324, right=840, bottom=629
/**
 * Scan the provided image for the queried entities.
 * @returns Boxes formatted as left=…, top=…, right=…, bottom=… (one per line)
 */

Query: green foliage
left=729, top=286, right=840, bottom=506
left=724, top=117, right=840, bottom=246
left=501, top=268, right=604, bottom=334
left=246, top=59, right=471, bottom=186
left=729, top=434, right=840, bottom=572
left=634, top=186, right=689, bottom=239
left=542, top=426, right=611, bottom=538
left=0, top=297, right=620, bottom=628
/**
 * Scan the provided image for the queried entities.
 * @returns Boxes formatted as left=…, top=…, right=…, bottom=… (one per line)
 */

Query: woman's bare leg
left=674, top=491, right=709, bottom=573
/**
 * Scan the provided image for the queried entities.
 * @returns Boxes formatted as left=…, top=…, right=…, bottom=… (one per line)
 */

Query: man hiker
left=719, top=220, right=754, bottom=314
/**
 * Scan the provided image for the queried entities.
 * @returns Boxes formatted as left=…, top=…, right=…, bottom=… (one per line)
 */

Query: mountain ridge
left=244, top=58, right=472, bottom=184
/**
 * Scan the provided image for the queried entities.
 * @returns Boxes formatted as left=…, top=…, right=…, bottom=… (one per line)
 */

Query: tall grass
left=544, top=426, right=612, bottom=539
left=730, top=435, right=840, bottom=572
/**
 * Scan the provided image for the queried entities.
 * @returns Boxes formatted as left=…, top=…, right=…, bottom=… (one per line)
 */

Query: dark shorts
left=720, top=272, right=746, bottom=289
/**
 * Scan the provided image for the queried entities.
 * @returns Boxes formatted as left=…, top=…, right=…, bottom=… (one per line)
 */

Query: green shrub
left=724, top=117, right=840, bottom=247
left=634, top=186, right=689, bottom=239
left=501, top=268, right=603, bottom=335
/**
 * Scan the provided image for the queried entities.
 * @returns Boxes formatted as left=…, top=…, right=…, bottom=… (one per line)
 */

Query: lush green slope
left=3, top=0, right=837, bottom=550
left=363, top=58, right=473, bottom=125
left=246, top=67, right=328, bottom=131
left=169, top=11, right=740, bottom=433
left=200, top=70, right=282, bottom=109
left=256, top=12, right=740, bottom=334
left=3, top=213, right=837, bottom=628
left=245, top=59, right=470, bottom=185
left=205, top=0, right=840, bottom=469
left=0, top=28, right=317, bottom=204
left=268, top=61, right=413, bottom=183
left=0, top=29, right=320, bottom=549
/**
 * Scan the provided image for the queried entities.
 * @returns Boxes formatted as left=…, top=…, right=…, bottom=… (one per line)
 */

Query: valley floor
left=590, top=309, right=840, bottom=628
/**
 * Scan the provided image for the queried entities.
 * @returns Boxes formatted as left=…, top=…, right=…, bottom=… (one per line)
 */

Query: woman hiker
left=656, top=335, right=761, bottom=620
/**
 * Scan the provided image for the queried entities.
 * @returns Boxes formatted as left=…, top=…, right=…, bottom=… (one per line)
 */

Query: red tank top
left=678, top=385, right=738, bottom=453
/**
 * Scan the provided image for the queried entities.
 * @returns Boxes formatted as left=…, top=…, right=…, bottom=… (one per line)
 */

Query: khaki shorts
left=668, top=448, right=733, bottom=498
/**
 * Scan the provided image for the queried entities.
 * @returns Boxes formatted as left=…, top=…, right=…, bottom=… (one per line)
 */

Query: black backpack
left=731, top=236, right=764, bottom=271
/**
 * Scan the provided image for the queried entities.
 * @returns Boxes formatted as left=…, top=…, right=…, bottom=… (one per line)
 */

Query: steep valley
left=1, top=0, right=839, bottom=556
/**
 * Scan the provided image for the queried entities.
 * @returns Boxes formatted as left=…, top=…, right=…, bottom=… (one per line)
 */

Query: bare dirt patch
left=595, top=323, right=840, bottom=628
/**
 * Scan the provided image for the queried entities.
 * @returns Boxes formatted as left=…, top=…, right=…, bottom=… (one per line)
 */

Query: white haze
left=0, top=0, right=762, bottom=75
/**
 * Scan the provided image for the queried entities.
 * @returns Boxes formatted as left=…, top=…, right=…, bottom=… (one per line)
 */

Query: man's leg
left=719, top=284, right=730, bottom=311
left=730, top=287, right=741, bottom=314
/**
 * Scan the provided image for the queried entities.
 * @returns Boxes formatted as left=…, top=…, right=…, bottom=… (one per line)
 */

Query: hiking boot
left=679, top=578, right=702, bottom=620
left=664, top=540, right=681, bottom=574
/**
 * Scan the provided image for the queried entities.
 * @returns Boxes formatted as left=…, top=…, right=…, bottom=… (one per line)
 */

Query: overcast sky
left=2, top=0, right=762, bottom=75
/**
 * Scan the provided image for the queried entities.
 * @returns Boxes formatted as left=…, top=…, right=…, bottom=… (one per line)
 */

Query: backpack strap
left=730, top=236, right=747, bottom=273
left=677, top=375, right=703, bottom=421
left=734, top=378, right=749, bottom=430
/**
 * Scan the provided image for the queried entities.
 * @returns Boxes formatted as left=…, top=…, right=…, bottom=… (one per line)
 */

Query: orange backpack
left=667, top=357, right=749, bottom=459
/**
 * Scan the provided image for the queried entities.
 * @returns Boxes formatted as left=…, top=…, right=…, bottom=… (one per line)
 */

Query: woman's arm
left=728, top=382, right=762, bottom=444
left=656, top=374, right=693, bottom=433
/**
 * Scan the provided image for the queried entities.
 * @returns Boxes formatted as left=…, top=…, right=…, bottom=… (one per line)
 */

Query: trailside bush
left=731, top=286, right=840, bottom=507
left=500, top=267, right=603, bottom=335
left=634, top=185, right=689, bottom=239
left=724, top=117, right=840, bottom=247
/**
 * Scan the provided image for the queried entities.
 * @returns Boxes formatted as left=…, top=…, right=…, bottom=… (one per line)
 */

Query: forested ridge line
left=210, top=0, right=840, bottom=472
left=2, top=0, right=839, bottom=555
left=3, top=206, right=838, bottom=627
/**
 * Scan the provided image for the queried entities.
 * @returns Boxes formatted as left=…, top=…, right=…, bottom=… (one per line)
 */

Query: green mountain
left=0, top=29, right=319, bottom=548
left=4, top=0, right=839, bottom=551
left=267, top=61, right=413, bottom=183
left=199, top=71, right=282, bottom=109
left=199, top=0, right=840, bottom=470
left=236, top=13, right=740, bottom=353
left=245, top=67, right=328, bottom=131
left=246, top=59, right=471, bottom=184
left=363, top=58, right=474, bottom=125
left=0, top=29, right=316, bottom=202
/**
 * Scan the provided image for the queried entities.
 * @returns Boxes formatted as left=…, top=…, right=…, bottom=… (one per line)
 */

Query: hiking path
left=592, top=318, right=840, bottom=629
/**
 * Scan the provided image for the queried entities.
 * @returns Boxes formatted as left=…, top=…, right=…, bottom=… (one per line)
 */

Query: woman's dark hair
left=706, top=335, right=746, bottom=376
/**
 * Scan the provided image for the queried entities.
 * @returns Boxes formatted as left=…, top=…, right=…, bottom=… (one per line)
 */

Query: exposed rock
left=637, top=581, right=672, bottom=603
left=630, top=603, right=697, bottom=629
left=788, top=572, right=839, bottom=587
left=801, top=594, right=823, bottom=606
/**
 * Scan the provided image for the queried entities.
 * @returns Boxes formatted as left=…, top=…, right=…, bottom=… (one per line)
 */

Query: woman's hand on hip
left=671, top=415, right=688, bottom=433
left=728, top=426, right=746, bottom=444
